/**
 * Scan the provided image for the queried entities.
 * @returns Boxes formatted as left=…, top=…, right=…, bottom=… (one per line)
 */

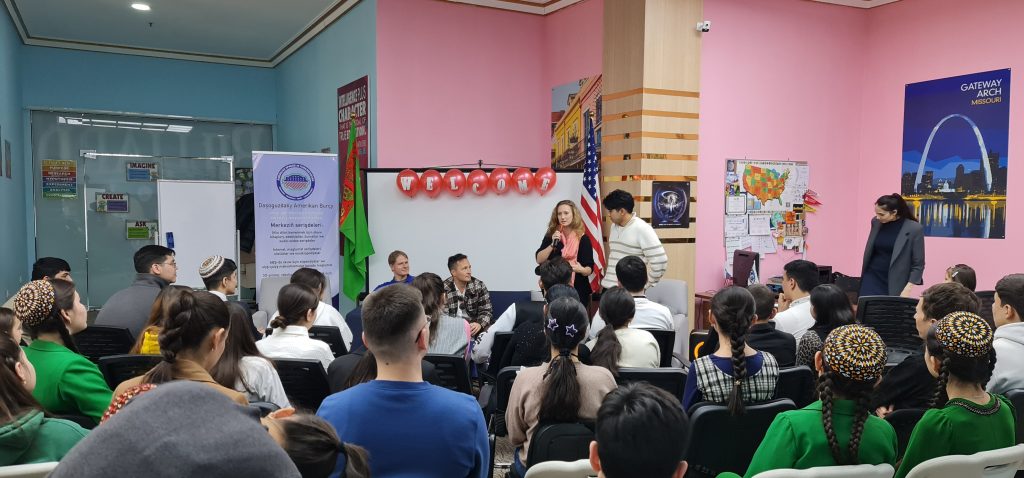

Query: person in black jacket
left=702, top=284, right=797, bottom=367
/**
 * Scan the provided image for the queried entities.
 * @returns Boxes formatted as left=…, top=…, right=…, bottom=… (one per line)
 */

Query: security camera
left=696, top=20, right=710, bottom=33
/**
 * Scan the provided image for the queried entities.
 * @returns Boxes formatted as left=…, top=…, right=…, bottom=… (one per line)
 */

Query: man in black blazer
left=702, top=284, right=797, bottom=367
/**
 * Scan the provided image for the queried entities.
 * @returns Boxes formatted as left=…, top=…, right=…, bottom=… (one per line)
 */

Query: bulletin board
left=724, top=159, right=811, bottom=277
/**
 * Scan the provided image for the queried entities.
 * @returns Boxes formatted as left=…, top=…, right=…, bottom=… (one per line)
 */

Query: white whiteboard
left=366, top=171, right=584, bottom=291
left=157, top=180, right=237, bottom=290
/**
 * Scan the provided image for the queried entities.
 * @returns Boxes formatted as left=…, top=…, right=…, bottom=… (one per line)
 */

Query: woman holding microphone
left=860, top=193, right=925, bottom=297
left=536, top=200, right=595, bottom=308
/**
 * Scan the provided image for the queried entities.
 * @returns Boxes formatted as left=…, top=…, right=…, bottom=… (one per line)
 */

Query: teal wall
left=0, top=10, right=26, bottom=299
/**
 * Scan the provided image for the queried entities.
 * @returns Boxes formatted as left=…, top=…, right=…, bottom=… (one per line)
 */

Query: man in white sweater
left=600, top=190, right=668, bottom=290
left=772, top=259, right=819, bottom=342
left=989, top=273, right=1024, bottom=394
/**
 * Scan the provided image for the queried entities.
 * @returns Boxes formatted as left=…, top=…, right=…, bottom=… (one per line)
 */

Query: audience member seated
left=873, top=282, right=979, bottom=416
left=95, top=245, right=177, bottom=339
left=212, top=304, right=290, bottom=408
left=2, top=257, right=73, bottom=309
left=0, top=307, right=22, bottom=344
left=589, top=383, right=689, bottom=478
left=317, top=285, right=488, bottom=478
left=894, top=312, right=1015, bottom=478
left=413, top=272, right=471, bottom=358
left=16, top=280, right=112, bottom=424
left=262, top=408, right=370, bottom=478
left=326, top=347, right=442, bottom=393
left=259, top=284, right=335, bottom=372
left=503, top=285, right=579, bottom=370
left=704, top=284, right=798, bottom=367
left=988, top=273, right=1024, bottom=394
left=114, top=289, right=247, bottom=405
left=506, top=296, right=616, bottom=477
left=944, top=263, right=977, bottom=291
left=473, top=257, right=572, bottom=366
left=128, top=285, right=191, bottom=355
left=373, top=250, right=415, bottom=291
left=0, top=336, right=88, bottom=466
left=589, top=255, right=673, bottom=340
left=272, top=268, right=352, bottom=350
left=683, top=286, right=779, bottom=411
left=535, top=200, right=596, bottom=308
left=50, top=382, right=300, bottom=478
left=586, top=286, right=660, bottom=375
left=796, top=284, right=854, bottom=367
left=722, top=325, right=897, bottom=477
left=774, top=259, right=820, bottom=341
left=443, top=253, right=493, bottom=337
left=200, top=255, right=260, bottom=340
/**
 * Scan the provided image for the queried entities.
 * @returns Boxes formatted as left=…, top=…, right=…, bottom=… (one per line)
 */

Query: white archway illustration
left=914, top=114, right=992, bottom=192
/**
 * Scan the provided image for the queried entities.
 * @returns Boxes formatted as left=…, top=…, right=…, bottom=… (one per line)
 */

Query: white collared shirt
left=773, top=295, right=814, bottom=341
left=589, top=297, right=674, bottom=340
left=271, top=301, right=353, bottom=351
left=209, top=290, right=229, bottom=301
left=256, top=325, right=334, bottom=371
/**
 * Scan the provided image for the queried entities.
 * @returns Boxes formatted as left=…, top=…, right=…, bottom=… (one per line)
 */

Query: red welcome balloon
left=512, top=168, right=535, bottom=195
left=396, top=169, right=420, bottom=198
left=420, top=169, right=443, bottom=198
left=443, top=169, right=467, bottom=197
left=489, top=168, right=512, bottom=195
left=467, top=169, right=489, bottom=196
left=534, top=167, right=557, bottom=195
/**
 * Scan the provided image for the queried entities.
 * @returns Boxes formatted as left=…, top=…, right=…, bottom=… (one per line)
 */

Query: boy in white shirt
left=773, top=259, right=820, bottom=341
left=590, top=256, right=673, bottom=339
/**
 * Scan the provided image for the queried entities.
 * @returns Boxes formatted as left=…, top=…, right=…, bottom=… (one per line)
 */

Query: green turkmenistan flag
left=340, top=118, right=374, bottom=301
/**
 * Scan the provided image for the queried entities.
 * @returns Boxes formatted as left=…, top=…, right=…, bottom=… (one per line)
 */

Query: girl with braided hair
left=895, top=312, right=1014, bottom=478
left=683, top=286, right=779, bottom=413
left=506, top=296, right=616, bottom=477
left=722, top=325, right=898, bottom=477
left=17, top=280, right=112, bottom=424
left=112, top=289, right=248, bottom=405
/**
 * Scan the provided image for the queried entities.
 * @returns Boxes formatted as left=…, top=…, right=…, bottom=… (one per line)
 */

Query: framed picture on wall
left=3, top=140, right=10, bottom=179
left=652, top=181, right=690, bottom=228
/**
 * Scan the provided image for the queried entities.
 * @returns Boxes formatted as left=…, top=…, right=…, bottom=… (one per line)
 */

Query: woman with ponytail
left=0, top=336, right=88, bottom=465
left=506, top=296, right=616, bottom=477
left=412, top=272, right=471, bottom=358
left=257, top=284, right=335, bottom=371
left=112, top=289, right=247, bottom=405
left=683, top=286, right=779, bottom=412
left=16, top=280, right=113, bottom=423
left=723, top=325, right=898, bottom=477
left=796, top=284, right=854, bottom=367
left=895, top=312, right=1014, bottom=478
left=262, top=408, right=370, bottom=478
left=585, top=286, right=660, bottom=376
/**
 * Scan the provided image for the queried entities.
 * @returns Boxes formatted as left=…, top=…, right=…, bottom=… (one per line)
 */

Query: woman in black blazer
left=536, top=200, right=595, bottom=308
left=860, top=194, right=926, bottom=297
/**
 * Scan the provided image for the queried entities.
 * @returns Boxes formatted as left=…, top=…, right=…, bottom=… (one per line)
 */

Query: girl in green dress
left=894, top=311, right=1015, bottom=478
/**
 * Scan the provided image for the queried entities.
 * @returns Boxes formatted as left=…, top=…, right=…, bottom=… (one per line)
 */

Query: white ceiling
left=3, top=0, right=359, bottom=67
left=809, top=0, right=902, bottom=8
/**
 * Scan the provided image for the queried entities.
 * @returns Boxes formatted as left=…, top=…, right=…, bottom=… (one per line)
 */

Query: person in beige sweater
left=506, top=296, right=617, bottom=477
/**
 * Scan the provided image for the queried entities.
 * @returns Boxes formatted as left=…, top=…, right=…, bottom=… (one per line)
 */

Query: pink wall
left=543, top=0, right=603, bottom=88
left=696, top=0, right=868, bottom=292
left=857, top=0, right=1024, bottom=291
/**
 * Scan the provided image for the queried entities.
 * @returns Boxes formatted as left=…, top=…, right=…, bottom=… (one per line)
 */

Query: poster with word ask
left=126, top=220, right=158, bottom=240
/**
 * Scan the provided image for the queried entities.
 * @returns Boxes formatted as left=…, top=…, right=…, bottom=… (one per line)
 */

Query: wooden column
left=601, top=0, right=703, bottom=326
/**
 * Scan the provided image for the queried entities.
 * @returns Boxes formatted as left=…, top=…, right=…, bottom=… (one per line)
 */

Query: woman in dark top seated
left=860, top=194, right=925, bottom=297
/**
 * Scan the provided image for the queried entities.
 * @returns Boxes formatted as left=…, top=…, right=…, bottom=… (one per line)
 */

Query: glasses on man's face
left=161, top=261, right=178, bottom=269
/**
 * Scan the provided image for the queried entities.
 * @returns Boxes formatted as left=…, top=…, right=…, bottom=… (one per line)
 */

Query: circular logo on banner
left=276, top=163, right=316, bottom=200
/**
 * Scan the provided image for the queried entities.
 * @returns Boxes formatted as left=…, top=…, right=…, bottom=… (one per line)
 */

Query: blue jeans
left=512, top=448, right=527, bottom=477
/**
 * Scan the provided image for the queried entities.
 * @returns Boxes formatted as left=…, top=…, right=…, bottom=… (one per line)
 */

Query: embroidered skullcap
left=822, top=324, right=887, bottom=382
left=13, top=280, right=56, bottom=327
left=198, top=255, right=225, bottom=279
left=934, top=311, right=992, bottom=358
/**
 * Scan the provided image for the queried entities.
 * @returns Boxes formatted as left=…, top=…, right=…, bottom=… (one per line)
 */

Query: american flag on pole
left=580, top=113, right=605, bottom=292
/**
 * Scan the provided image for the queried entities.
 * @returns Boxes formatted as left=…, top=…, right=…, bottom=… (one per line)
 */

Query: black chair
left=772, top=366, right=817, bottom=409
left=57, top=414, right=96, bottom=430
left=1004, top=389, right=1024, bottom=444
left=685, top=399, right=797, bottom=478
left=511, top=421, right=595, bottom=477
left=273, top=359, right=331, bottom=411
left=309, top=325, right=348, bottom=357
left=74, top=326, right=134, bottom=363
left=484, top=332, right=514, bottom=380
left=690, top=329, right=711, bottom=362
left=424, top=353, right=472, bottom=394
left=885, top=408, right=926, bottom=457
left=857, top=296, right=921, bottom=362
left=976, top=290, right=996, bottom=328
left=98, top=354, right=162, bottom=389
left=617, top=367, right=687, bottom=401
left=489, top=366, right=520, bottom=436
left=641, top=329, right=676, bottom=367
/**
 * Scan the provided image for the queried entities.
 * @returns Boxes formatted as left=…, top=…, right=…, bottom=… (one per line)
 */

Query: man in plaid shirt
left=443, top=253, right=493, bottom=337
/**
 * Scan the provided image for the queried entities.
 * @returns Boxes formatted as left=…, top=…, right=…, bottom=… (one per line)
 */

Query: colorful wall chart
left=41, top=159, right=77, bottom=199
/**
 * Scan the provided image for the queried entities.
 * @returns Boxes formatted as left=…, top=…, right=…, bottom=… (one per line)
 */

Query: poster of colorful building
left=551, top=75, right=602, bottom=169
left=901, top=69, right=1010, bottom=239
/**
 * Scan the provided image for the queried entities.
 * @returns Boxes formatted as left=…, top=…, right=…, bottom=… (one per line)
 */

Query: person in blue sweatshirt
left=317, top=284, right=488, bottom=478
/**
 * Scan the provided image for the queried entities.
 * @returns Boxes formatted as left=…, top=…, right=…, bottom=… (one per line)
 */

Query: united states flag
left=580, top=114, right=605, bottom=292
